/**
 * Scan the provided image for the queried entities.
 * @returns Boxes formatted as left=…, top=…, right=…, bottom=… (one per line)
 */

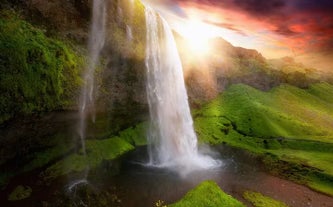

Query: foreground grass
left=194, top=83, right=333, bottom=195
left=169, top=181, right=245, bottom=207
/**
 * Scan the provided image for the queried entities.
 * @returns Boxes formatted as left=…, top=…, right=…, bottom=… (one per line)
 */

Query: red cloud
left=173, top=0, right=333, bottom=54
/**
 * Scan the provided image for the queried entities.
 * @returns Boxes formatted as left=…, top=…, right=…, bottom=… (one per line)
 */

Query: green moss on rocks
left=42, top=137, right=134, bottom=180
left=41, top=121, right=147, bottom=180
left=243, top=191, right=288, bottom=207
left=307, top=175, right=333, bottom=196
left=262, top=154, right=333, bottom=196
left=8, top=185, right=32, bottom=201
left=0, top=10, right=83, bottom=124
left=169, top=181, right=245, bottom=207
left=119, top=121, right=148, bottom=146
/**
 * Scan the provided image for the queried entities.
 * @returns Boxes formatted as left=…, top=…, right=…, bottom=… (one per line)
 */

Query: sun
left=178, top=20, right=214, bottom=56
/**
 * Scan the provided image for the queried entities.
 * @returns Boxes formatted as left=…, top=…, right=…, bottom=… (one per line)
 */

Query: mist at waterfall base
left=144, top=6, right=221, bottom=175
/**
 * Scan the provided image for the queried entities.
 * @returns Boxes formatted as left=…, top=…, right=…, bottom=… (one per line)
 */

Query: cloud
left=168, top=0, right=333, bottom=54
left=204, top=21, right=248, bottom=36
left=229, top=0, right=286, bottom=16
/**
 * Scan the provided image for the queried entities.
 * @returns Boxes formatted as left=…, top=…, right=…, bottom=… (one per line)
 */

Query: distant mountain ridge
left=174, top=33, right=333, bottom=104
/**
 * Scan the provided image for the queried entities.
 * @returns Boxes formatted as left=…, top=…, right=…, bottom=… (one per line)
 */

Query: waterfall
left=68, top=0, right=107, bottom=191
left=145, top=7, right=220, bottom=173
left=77, top=0, right=106, bottom=178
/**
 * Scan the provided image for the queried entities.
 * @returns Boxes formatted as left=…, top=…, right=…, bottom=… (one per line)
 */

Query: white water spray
left=77, top=0, right=106, bottom=177
left=145, top=7, right=221, bottom=173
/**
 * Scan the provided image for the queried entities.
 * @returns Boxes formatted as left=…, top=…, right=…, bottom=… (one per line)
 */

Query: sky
left=142, top=0, right=333, bottom=61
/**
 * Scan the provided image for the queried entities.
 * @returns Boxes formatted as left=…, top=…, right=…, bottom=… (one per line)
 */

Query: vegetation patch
left=0, top=10, right=83, bottom=124
left=8, top=185, right=32, bottom=201
left=243, top=191, right=288, bottom=207
left=194, top=83, right=333, bottom=195
left=195, top=83, right=333, bottom=140
left=119, top=121, right=148, bottom=146
left=169, top=181, right=245, bottom=207
left=42, top=121, right=147, bottom=181
left=42, top=137, right=134, bottom=181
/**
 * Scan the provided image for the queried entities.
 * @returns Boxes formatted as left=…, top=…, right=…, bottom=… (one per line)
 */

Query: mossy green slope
left=43, top=137, right=134, bottom=181
left=42, top=122, right=147, bottom=181
left=0, top=10, right=82, bottom=124
left=0, top=120, right=147, bottom=187
left=243, top=191, right=288, bottom=207
left=169, top=181, right=245, bottom=207
left=307, top=82, right=333, bottom=104
left=194, top=83, right=333, bottom=195
left=196, top=83, right=333, bottom=141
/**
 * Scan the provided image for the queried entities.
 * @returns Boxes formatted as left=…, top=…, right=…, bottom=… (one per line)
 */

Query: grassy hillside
left=194, top=82, right=333, bottom=195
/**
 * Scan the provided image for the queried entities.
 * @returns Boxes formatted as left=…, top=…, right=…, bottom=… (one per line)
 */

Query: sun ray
left=177, top=19, right=214, bottom=56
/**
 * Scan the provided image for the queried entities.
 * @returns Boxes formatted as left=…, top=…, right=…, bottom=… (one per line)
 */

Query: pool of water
left=99, top=146, right=333, bottom=207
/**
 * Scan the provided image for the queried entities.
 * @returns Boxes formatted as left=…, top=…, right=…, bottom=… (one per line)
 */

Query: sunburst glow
left=177, top=20, right=215, bottom=55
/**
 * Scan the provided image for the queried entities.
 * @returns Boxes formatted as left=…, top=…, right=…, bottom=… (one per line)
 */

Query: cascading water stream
left=74, top=0, right=106, bottom=188
left=144, top=7, right=221, bottom=173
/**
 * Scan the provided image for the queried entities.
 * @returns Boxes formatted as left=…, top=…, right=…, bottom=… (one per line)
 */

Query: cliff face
left=0, top=9, right=83, bottom=124
left=1, top=0, right=149, bottom=125
left=25, top=0, right=90, bottom=29
left=28, top=0, right=148, bottom=128
left=2, top=0, right=91, bottom=43
left=96, top=0, right=149, bottom=131
left=0, top=0, right=148, bottom=177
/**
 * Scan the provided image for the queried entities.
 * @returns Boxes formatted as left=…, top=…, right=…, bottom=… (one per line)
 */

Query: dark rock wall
left=1, top=0, right=91, bottom=43
left=95, top=0, right=148, bottom=131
